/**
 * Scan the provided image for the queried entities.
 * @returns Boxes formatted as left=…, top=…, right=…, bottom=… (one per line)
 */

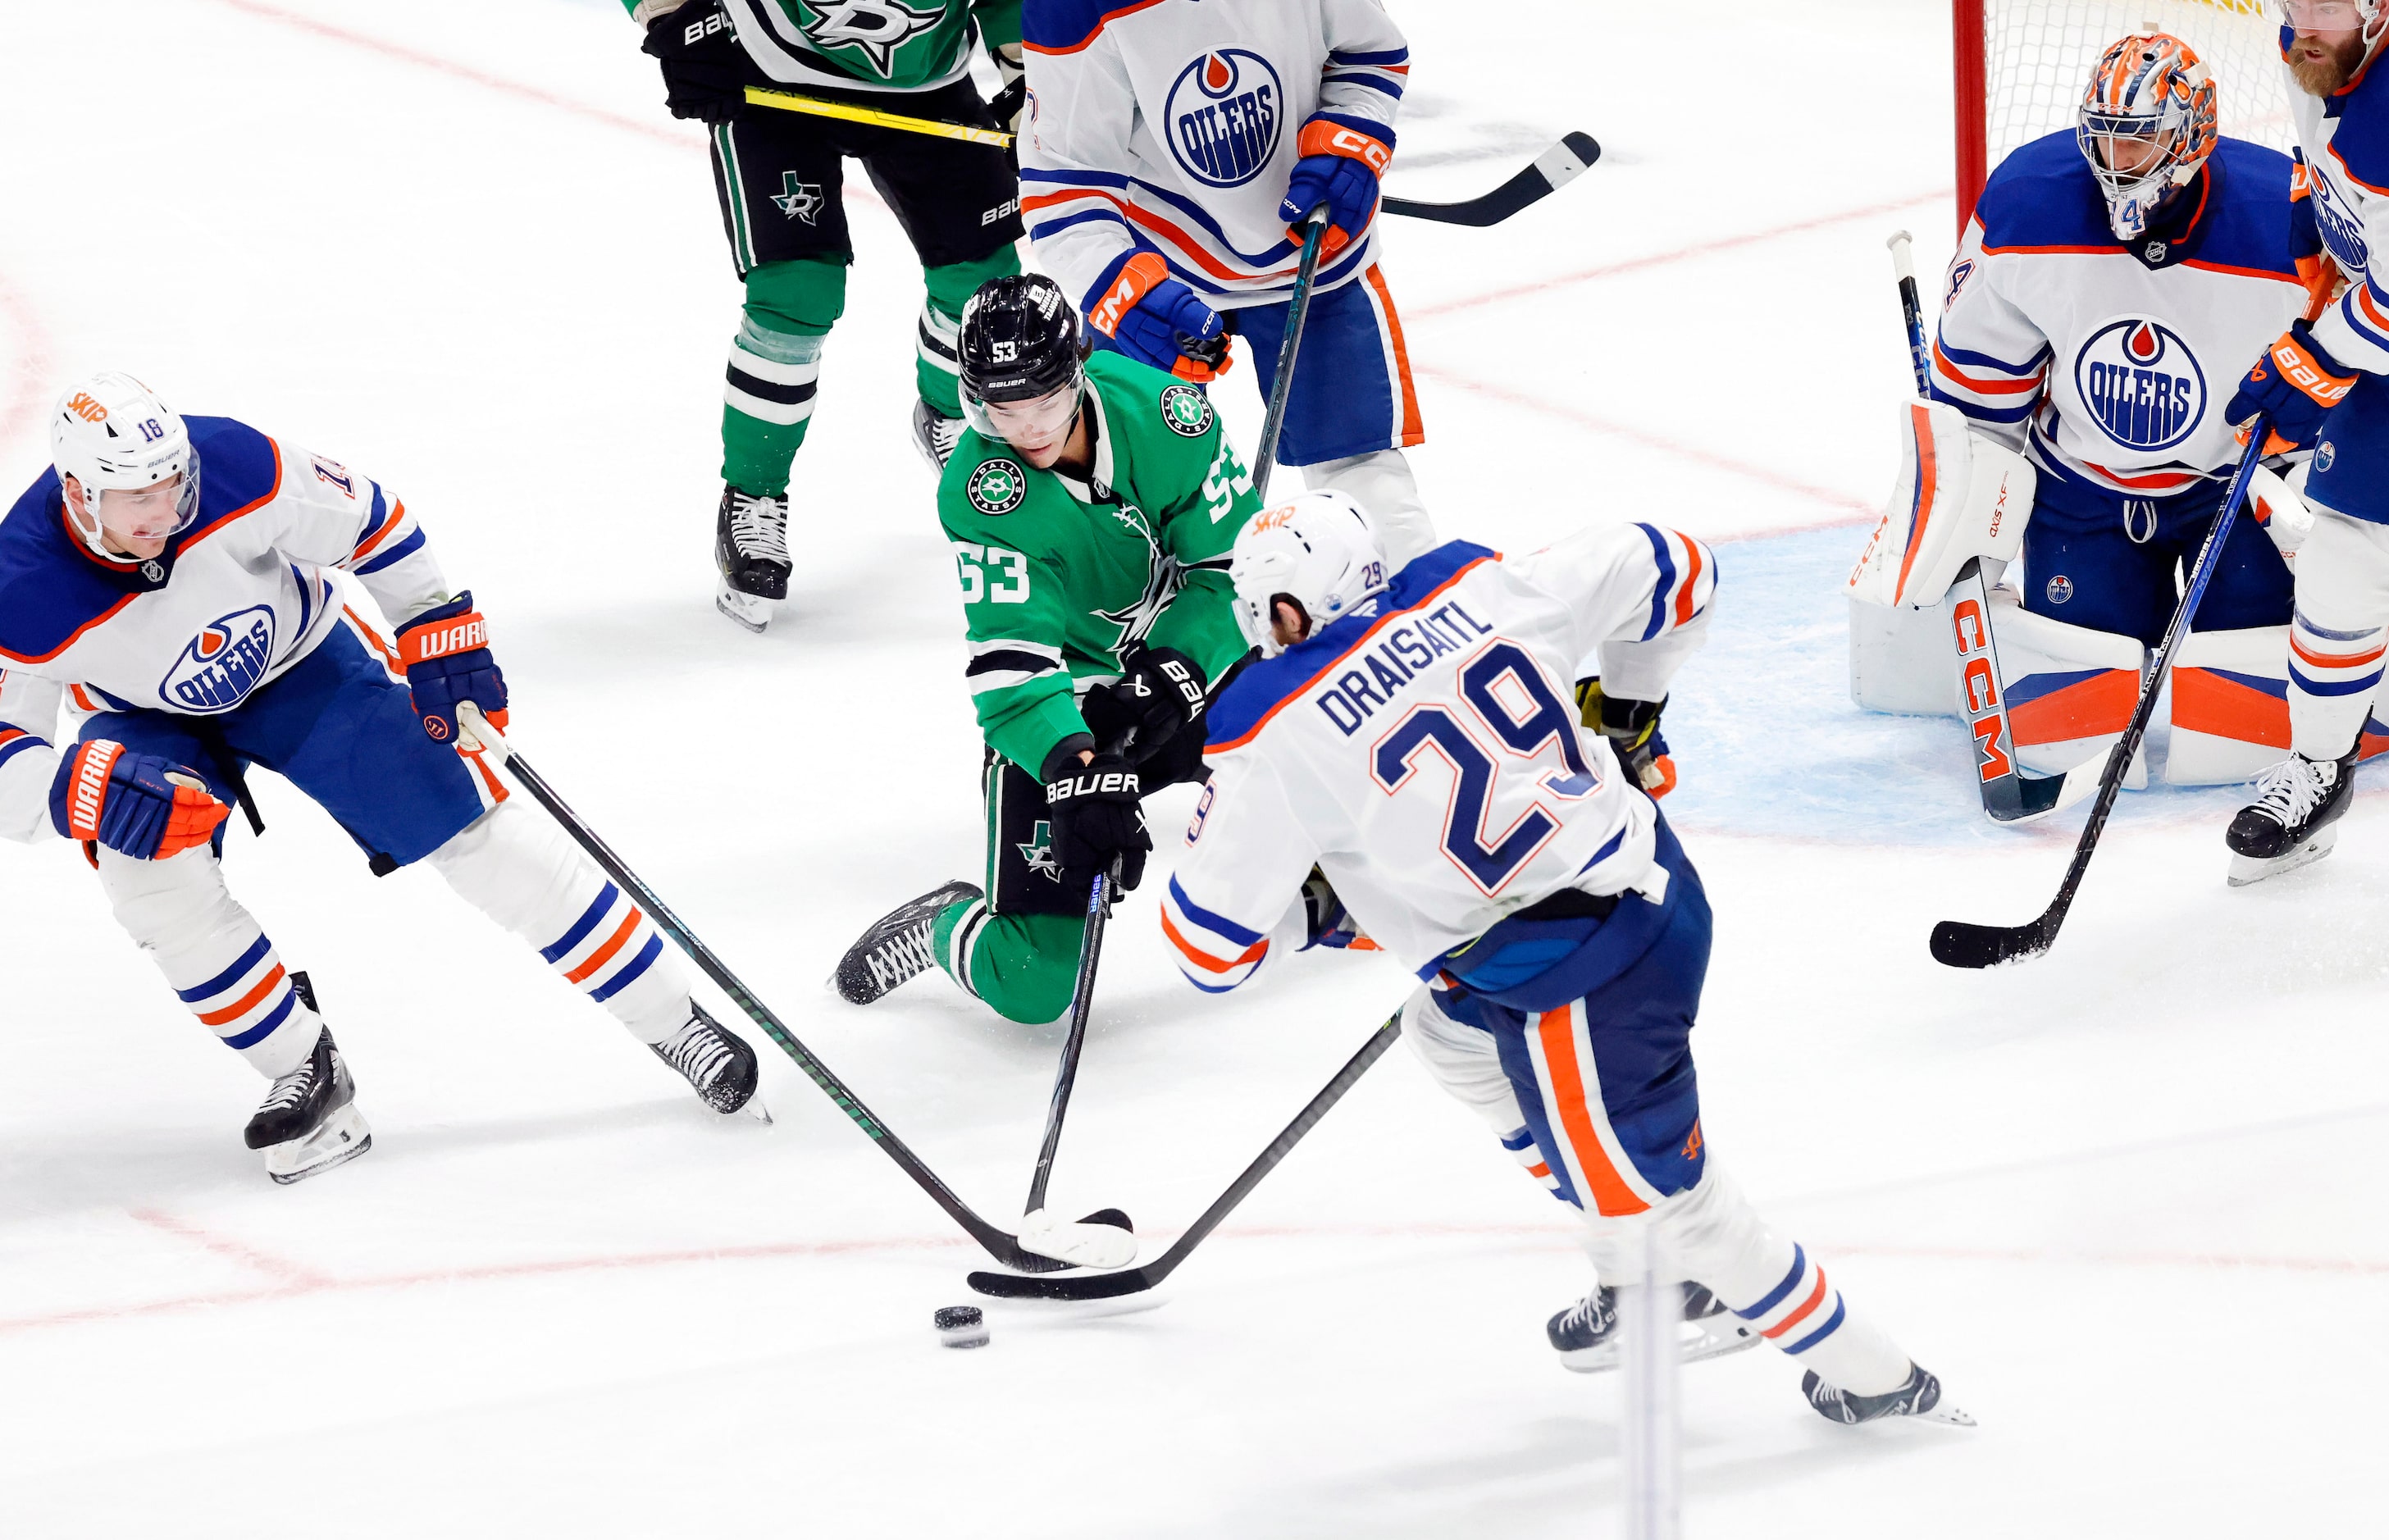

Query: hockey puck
left=934, top=1304, right=990, bottom=1350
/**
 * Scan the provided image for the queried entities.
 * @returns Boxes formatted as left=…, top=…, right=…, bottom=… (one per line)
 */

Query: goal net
left=1957, top=0, right=2293, bottom=227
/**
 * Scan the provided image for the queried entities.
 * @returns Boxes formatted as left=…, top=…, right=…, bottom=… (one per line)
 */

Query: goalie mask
left=2076, top=33, right=2218, bottom=243
left=1229, top=490, right=1389, bottom=657
left=49, top=372, right=203, bottom=562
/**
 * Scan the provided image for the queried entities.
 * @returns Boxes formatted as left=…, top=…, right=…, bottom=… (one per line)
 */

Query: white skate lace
left=1558, top=1289, right=1612, bottom=1336
left=866, top=921, right=939, bottom=994
left=2249, top=757, right=2330, bottom=827
left=726, top=493, right=791, bottom=565
left=659, top=1018, right=737, bottom=1090
left=256, top=1057, right=316, bottom=1114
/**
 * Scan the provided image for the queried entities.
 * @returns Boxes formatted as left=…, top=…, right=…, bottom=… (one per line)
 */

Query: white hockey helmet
left=49, top=372, right=203, bottom=559
left=1229, top=490, right=1389, bottom=657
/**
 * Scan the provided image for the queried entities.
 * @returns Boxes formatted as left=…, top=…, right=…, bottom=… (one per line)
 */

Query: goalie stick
left=453, top=706, right=1111, bottom=1273
left=966, top=1013, right=1403, bottom=1301
left=1928, top=417, right=2273, bottom=968
left=1885, top=230, right=2095, bottom=826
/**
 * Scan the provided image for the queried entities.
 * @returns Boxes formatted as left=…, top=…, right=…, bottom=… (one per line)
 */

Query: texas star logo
left=162, top=605, right=276, bottom=713
left=1018, top=818, right=1060, bottom=881
left=791, top=0, right=942, bottom=77
left=2073, top=317, right=2206, bottom=453
left=967, top=458, right=1026, bottom=515
left=772, top=173, right=826, bottom=225
left=1160, top=384, right=1214, bottom=437
left=1162, top=50, right=1283, bottom=189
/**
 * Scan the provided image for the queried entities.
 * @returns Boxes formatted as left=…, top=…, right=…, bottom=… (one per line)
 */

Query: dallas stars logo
left=773, top=173, right=826, bottom=225
left=1096, top=499, right=1180, bottom=654
left=793, top=0, right=944, bottom=78
left=1017, top=818, right=1060, bottom=881
left=968, top=458, right=1026, bottom=515
left=1159, top=384, right=1213, bottom=437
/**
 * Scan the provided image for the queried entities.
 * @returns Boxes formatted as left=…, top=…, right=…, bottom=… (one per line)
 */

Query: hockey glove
left=396, top=592, right=508, bottom=746
left=1281, top=116, right=1393, bottom=256
left=1087, top=253, right=1231, bottom=383
left=1044, top=750, right=1151, bottom=891
left=49, top=740, right=228, bottom=859
left=1300, top=868, right=1379, bottom=952
left=1079, top=645, right=1208, bottom=761
left=642, top=0, right=750, bottom=125
left=1577, top=679, right=1675, bottom=799
left=2227, top=321, right=2357, bottom=453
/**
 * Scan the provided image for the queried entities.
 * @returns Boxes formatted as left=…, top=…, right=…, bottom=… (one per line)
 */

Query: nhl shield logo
left=1163, top=50, right=1284, bottom=189
left=1160, top=384, right=1214, bottom=437
left=162, top=604, right=276, bottom=713
left=2073, top=317, right=2206, bottom=453
left=967, top=458, right=1027, bottom=515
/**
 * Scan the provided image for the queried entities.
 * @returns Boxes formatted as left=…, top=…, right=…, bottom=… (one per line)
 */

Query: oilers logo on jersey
left=164, top=606, right=277, bottom=713
left=1165, top=51, right=1283, bottom=189
left=2311, top=170, right=2373, bottom=274
left=2072, top=317, right=2207, bottom=452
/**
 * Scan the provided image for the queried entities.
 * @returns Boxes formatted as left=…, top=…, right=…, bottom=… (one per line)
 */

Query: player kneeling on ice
left=0, top=376, right=762, bottom=1183
left=1169, top=492, right=1968, bottom=1428
left=1850, top=33, right=2336, bottom=804
left=832, top=274, right=1262, bottom=1020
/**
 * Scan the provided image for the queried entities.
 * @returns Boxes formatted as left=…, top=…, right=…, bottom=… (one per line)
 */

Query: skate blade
left=714, top=584, right=773, bottom=635
left=1917, top=1401, right=1977, bottom=1428
left=2228, top=824, right=2338, bottom=887
left=1559, top=1318, right=1762, bottom=1375
left=265, top=1104, right=372, bottom=1185
left=741, top=1094, right=773, bottom=1125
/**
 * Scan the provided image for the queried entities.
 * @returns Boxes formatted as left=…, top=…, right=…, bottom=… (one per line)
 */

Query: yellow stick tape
left=743, top=88, right=1014, bottom=149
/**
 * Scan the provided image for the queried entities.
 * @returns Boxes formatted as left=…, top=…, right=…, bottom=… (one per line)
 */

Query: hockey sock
left=427, top=803, right=688, bottom=1042
left=96, top=846, right=321, bottom=1079
left=722, top=256, right=846, bottom=497
left=932, top=898, right=1082, bottom=1024
left=2286, top=509, right=2389, bottom=759
left=919, top=248, right=1019, bottom=416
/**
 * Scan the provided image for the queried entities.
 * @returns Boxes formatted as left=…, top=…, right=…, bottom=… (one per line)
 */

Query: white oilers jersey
left=1934, top=132, right=2320, bottom=499
left=0, top=415, right=449, bottom=841
left=1019, top=0, right=1407, bottom=312
left=2289, top=47, right=2389, bottom=375
left=1161, top=526, right=1716, bottom=992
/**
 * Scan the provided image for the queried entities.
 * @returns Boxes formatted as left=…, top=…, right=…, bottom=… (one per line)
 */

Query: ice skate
left=2226, top=748, right=2355, bottom=886
left=244, top=983, right=371, bottom=1185
left=1802, top=1363, right=1973, bottom=1426
left=651, top=1003, right=765, bottom=1119
left=1546, top=1280, right=1760, bottom=1374
left=714, top=485, right=791, bottom=635
left=911, top=397, right=965, bottom=472
left=832, top=880, right=982, bottom=1005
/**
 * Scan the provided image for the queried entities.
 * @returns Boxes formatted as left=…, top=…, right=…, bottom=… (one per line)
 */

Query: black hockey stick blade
left=1382, top=132, right=1600, bottom=226
left=965, top=1014, right=1402, bottom=1301
left=1929, top=910, right=2058, bottom=969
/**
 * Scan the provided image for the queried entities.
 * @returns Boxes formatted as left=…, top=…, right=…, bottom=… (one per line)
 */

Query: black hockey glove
left=1079, top=645, right=1208, bottom=763
left=1576, top=678, right=1676, bottom=799
left=1044, top=750, right=1151, bottom=892
left=642, top=0, right=750, bottom=125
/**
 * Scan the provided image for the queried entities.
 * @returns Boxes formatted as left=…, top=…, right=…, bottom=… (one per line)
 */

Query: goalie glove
left=1577, top=679, right=1675, bottom=799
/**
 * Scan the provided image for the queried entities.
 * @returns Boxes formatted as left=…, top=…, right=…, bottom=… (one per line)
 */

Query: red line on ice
left=127, top=1206, right=333, bottom=1288
left=0, top=271, right=56, bottom=453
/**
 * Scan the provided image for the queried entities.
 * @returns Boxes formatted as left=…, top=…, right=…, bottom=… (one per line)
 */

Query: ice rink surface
left=2, top=1, right=2382, bottom=1533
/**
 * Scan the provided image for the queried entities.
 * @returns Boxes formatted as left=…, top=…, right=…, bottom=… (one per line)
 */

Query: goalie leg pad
left=1990, top=594, right=2149, bottom=782
left=2169, top=625, right=2293, bottom=785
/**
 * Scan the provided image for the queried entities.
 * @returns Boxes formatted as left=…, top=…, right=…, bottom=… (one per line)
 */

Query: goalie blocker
left=1845, top=401, right=2386, bottom=791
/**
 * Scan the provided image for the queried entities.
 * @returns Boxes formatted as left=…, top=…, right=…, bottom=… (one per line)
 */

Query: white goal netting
left=1981, top=1, right=2293, bottom=168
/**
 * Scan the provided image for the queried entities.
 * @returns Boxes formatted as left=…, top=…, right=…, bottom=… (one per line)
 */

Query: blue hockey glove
left=50, top=740, right=228, bottom=859
left=1300, top=868, right=1379, bottom=951
left=2226, top=321, right=2357, bottom=453
left=395, top=592, right=508, bottom=745
left=1086, top=253, right=1230, bottom=383
left=1280, top=116, right=1394, bottom=255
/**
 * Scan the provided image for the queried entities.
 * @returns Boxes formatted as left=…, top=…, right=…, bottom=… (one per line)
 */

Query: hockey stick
left=1251, top=211, right=1330, bottom=499
left=965, top=1012, right=1403, bottom=1301
left=453, top=704, right=1105, bottom=1272
left=743, top=86, right=1014, bottom=148
left=1024, top=864, right=1114, bottom=1214
left=1885, top=230, right=2093, bottom=826
left=1381, top=133, right=1602, bottom=226
left=1928, top=417, right=2273, bottom=968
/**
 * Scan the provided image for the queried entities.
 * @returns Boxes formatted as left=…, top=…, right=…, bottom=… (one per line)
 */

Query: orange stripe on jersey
left=2291, top=633, right=2387, bottom=670
left=565, top=910, right=643, bottom=984
left=352, top=499, right=409, bottom=560
left=198, top=965, right=287, bottom=1027
left=1020, top=0, right=1168, bottom=54
left=180, top=439, right=283, bottom=554
left=1361, top=264, right=1425, bottom=447
left=1673, top=535, right=1704, bottom=627
left=1160, top=904, right=1266, bottom=973
left=1535, top=1007, right=1649, bottom=1217
left=1932, top=343, right=2042, bottom=394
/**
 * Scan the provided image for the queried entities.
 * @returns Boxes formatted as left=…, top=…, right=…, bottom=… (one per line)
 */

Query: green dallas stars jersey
left=940, top=351, right=1262, bottom=778
left=625, top=0, right=1022, bottom=96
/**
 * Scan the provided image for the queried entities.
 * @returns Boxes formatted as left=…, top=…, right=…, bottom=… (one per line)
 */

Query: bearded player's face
left=2284, top=2, right=2370, bottom=95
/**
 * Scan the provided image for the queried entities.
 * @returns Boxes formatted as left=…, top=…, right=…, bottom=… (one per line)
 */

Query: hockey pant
left=97, top=799, right=691, bottom=1081
left=1402, top=988, right=1913, bottom=1397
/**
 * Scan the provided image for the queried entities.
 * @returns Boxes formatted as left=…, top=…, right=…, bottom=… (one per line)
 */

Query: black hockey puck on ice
left=935, top=1304, right=990, bottom=1349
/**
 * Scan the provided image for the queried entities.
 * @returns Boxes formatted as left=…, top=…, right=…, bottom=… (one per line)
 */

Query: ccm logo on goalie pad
left=1048, top=770, right=1140, bottom=802
left=1951, top=598, right=2016, bottom=783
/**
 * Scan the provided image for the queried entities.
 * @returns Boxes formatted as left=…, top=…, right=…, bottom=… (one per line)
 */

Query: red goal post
left=1954, top=0, right=2295, bottom=231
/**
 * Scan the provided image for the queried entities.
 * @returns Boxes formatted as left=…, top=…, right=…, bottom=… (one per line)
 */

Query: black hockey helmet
left=958, top=274, right=1086, bottom=435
